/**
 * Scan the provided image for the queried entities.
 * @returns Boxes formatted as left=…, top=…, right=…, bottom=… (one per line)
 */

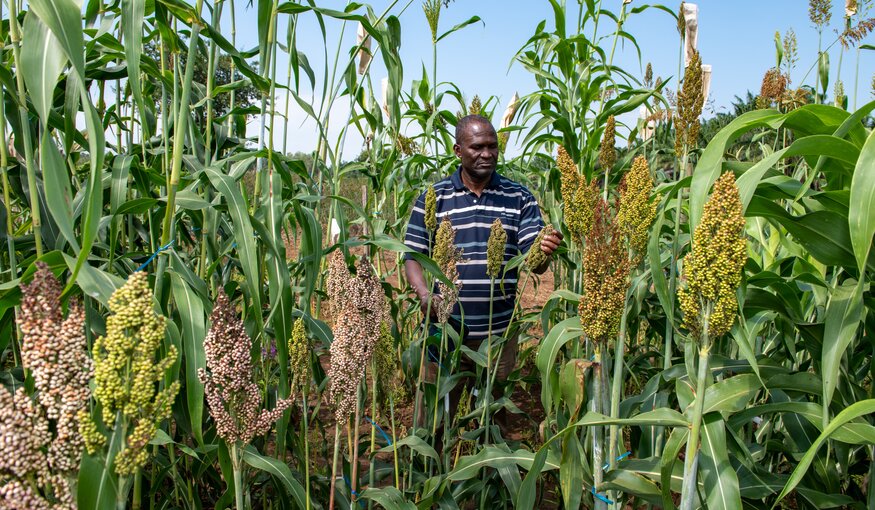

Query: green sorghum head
left=675, top=49, right=704, bottom=154
left=678, top=171, right=747, bottom=340
left=599, top=115, right=617, bottom=172
left=289, top=318, right=311, bottom=397
left=425, top=185, right=438, bottom=232
left=486, top=218, right=507, bottom=279
left=617, top=155, right=659, bottom=259
left=524, top=224, right=554, bottom=271
left=90, top=271, right=179, bottom=476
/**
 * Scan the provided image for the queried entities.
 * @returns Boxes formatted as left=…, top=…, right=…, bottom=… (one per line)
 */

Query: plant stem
left=679, top=326, right=711, bottom=510
left=480, top=277, right=496, bottom=445
left=329, top=423, right=342, bottom=510
left=389, top=394, right=400, bottom=490
left=608, top=288, right=631, bottom=469
left=302, top=387, right=311, bottom=509
left=231, top=442, right=244, bottom=510
left=593, top=346, right=607, bottom=510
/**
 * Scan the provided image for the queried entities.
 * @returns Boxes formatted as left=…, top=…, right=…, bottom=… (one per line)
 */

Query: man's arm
left=405, top=259, right=441, bottom=319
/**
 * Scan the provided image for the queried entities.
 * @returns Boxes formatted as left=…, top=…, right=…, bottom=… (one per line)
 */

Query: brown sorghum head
left=199, top=289, right=294, bottom=445
left=328, top=258, right=389, bottom=420
left=678, top=172, right=747, bottom=340
left=19, top=262, right=91, bottom=474
left=644, top=62, right=653, bottom=88
left=578, top=199, right=631, bottom=343
left=757, top=68, right=788, bottom=109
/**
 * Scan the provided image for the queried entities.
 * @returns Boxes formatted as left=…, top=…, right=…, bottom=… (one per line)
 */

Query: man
left=403, top=114, right=562, bottom=427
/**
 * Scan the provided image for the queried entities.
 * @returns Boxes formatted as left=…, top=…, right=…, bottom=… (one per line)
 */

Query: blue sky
left=223, top=0, right=875, bottom=158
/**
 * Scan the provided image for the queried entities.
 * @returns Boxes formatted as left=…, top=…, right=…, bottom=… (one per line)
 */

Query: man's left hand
left=540, top=229, right=563, bottom=256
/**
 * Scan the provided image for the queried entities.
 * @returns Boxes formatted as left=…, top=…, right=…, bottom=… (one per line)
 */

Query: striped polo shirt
left=404, top=167, right=545, bottom=342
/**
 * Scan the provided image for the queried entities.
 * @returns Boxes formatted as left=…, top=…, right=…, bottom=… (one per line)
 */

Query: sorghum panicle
left=558, top=146, right=597, bottom=243
left=677, top=2, right=686, bottom=35
left=524, top=225, right=555, bottom=271
left=327, top=249, right=351, bottom=320
left=432, top=217, right=463, bottom=324
left=809, top=0, right=832, bottom=28
left=678, top=172, right=747, bottom=339
left=675, top=50, right=704, bottom=154
left=617, top=156, right=659, bottom=259
left=468, top=95, right=482, bottom=116
left=424, top=185, right=438, bottom=232
left=85, top=271, right=181, bottom=476
left=644, top=63, right=653, bottom=88
left=370, top=322, right=406, bottom=411
left=19, top=263, right=91, bottom=473
left=289, top=318, right=311, bottom=400
left=199, top=290, right=294, bottom=445
left=328, top=258, right=389, bottom=420
left=578, top=199, right=631, bottom=343
left=0, top=388, right=75, bottom=509
left=757, top=68, right=788, bottom=109
left=486, top=218, right=507, bottom=279
left=599, top=115, right=617, bottom=172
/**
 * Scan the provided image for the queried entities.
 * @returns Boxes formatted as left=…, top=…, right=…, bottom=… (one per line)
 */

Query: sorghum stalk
left=676, top=172, right=746, bottom=509
left=161, top=0, right=205, bottom=247
left=592, top=347, right=607, bottom=510
left=329, top=423, right=342, bottom=510
left=679, top=317, right=710, bottom=510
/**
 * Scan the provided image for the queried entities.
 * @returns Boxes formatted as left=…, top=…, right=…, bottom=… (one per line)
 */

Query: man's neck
left=460, top=167, right=492, bottom=197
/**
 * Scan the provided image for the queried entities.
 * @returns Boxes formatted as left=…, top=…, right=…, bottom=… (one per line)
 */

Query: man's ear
left=453, top=143, right=461, bottom=158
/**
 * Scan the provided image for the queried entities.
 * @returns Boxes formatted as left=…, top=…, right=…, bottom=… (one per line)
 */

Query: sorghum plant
left=199, top=289, right=294, bottom=509
left=80, top=272, right=180, bottom=508
left=677, top=171, right=747, bottom=510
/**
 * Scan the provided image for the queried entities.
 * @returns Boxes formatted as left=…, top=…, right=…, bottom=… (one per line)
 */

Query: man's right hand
left=418, top=291, right=442, bottom=320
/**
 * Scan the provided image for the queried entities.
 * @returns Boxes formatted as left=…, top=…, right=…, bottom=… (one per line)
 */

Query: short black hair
left=455, top=114, right=495, bottom=144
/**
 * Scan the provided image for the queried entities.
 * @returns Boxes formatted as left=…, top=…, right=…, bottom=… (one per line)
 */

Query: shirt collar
left=450, top=166, right=501, bottom=191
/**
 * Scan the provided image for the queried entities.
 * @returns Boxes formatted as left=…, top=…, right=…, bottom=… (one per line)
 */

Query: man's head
left=454, top=115, right=498, bottom=181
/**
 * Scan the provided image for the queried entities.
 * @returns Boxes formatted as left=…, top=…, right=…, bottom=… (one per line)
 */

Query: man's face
left=454, top=122, right=499, bottom=181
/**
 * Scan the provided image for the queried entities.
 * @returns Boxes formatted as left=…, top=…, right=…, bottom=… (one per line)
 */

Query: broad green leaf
left=773, top=399, right=875, bottom=508
left=661, top=428, right=688, bottom=510
left=204, top=164, right=263, bottom=328
left=821, top=280, right=864, bottom=423
left=359, top=487, right=417, bottom=510
left=122, top=0, right=149, bottom=138
left=577, top=409, right=689, bottom=427
left=699, top=414, right=742, bottom=510
left=168, top=270, right=206, bottom=446
left=690, top=109, right=782, bottom=232
left=242, top=447, right=307, bottom=508
left=378, top=434, right=439, bottom=461
left=20, top=12, right=66, bottom=122
left=448, top=446, right=558, bottom=481
left=535, top=316, right=583, bottom=411
left=559, top=433, right=584, bottom=509
left=849, top=128, right=875, bottom=275
left=699, top=374, right=762, bottom=415
left=39, top=136, right=79, bottom=251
